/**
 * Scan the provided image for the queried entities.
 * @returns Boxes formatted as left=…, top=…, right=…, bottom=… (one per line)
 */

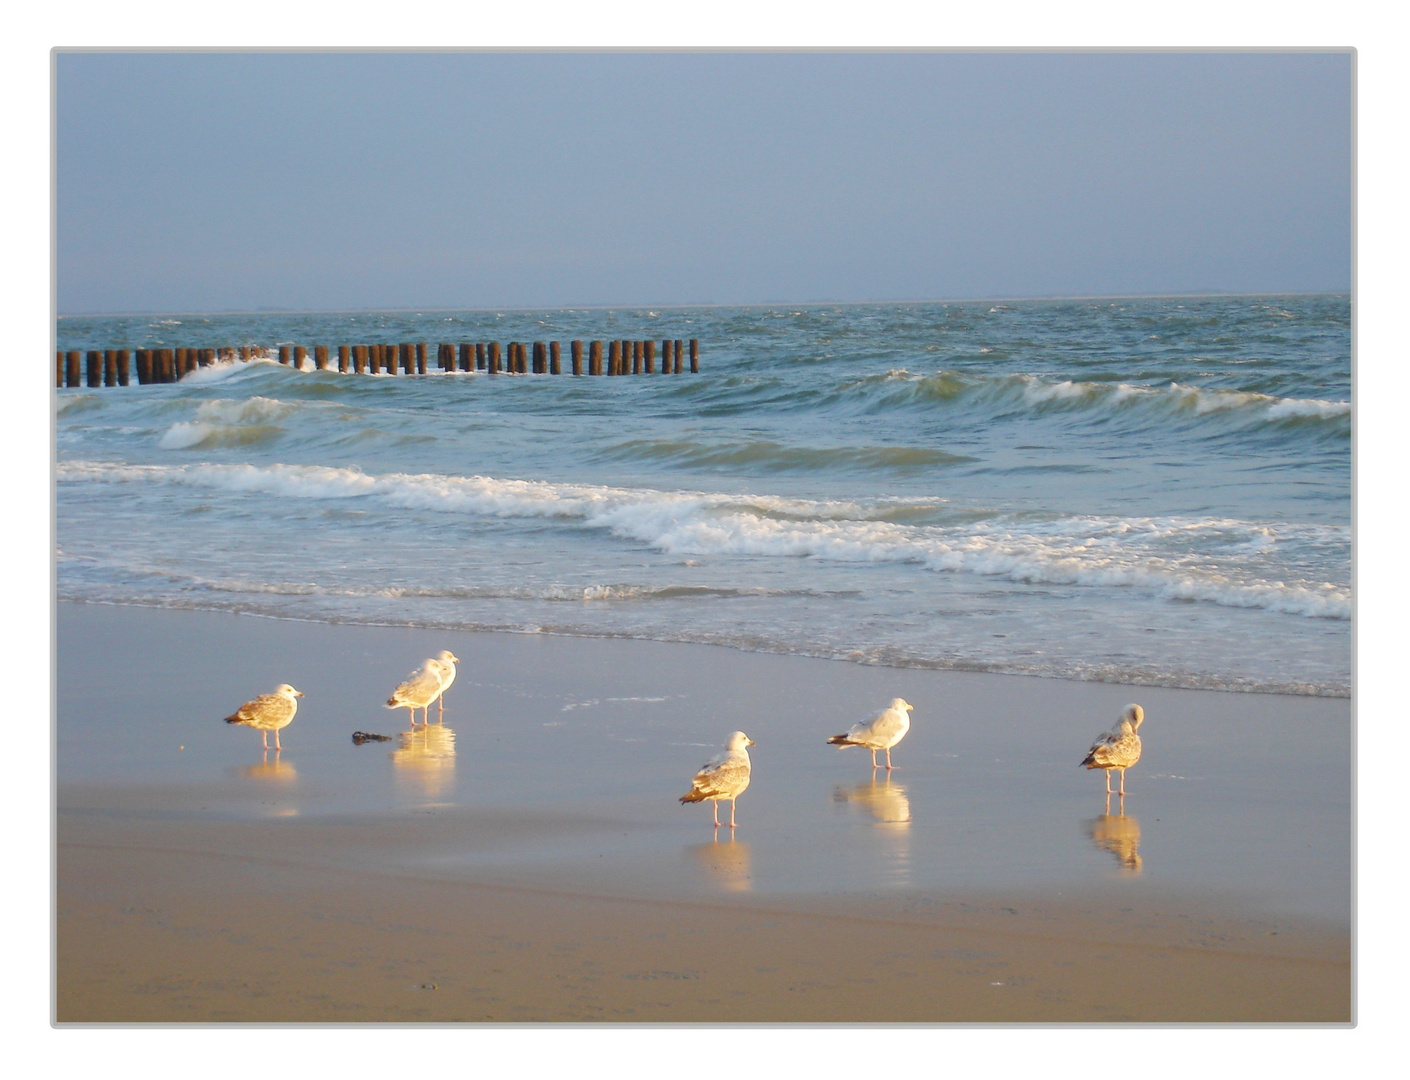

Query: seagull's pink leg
left=261, top=730, right=269, bottom=750
left=729, top=800, right=737, bottom=829
left=870, top=748, right=878, bottom=768
left=275, top=729, right=282, bottom=751
left=1105, top=770, right=1112, bottom=794
left=712, top=802, right=720, bottom=827
left=1118, top=769, right=1127, bottom=796
left=885, top=747, right=895, bottom=770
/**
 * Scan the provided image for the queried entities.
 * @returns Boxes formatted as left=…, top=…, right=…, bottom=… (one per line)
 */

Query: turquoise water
left=55, top=295, right=1351, bottom=694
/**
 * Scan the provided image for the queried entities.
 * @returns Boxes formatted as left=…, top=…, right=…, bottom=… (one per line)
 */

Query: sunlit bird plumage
left=224, top=683, right=303, bottom=751
left=1080, top=703, right=1145, bottom=795
left=680, top=731, right=755, bottom=828
left=828, top=697, right=914, bottom=770
left=387, top=650, right=459, bottom=725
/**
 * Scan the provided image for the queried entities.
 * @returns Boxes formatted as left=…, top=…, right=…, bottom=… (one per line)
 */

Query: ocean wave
left=834, top=370, right=1350, bottom=434
left=178, top=358, right=282, bottom=384
left=593, top=438, right=976, bottom=473
left=58, top=460, right=1350, bottom=619
left=156, top=395, right=296, bottom=449
left=55, top=563, right=849, bottom=605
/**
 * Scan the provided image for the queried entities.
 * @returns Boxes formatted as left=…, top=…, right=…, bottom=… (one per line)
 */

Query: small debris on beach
left=352, top=731, right=392, bottom=744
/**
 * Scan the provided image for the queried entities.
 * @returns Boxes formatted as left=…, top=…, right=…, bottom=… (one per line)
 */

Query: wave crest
left=838, top=370, right=1349, bottom=435
left=58, top=460, right=1350, bottom=620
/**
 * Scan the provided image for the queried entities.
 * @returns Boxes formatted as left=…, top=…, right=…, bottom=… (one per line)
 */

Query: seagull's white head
left=276, top=684, right=304, bottom=698
left=726, top=731, right=755, bottom=751
left=437, top=650, right=460, bottom=666
left=891, top=698, right=914, bottom=713
left=1122, top=704, right=1144, bottom=730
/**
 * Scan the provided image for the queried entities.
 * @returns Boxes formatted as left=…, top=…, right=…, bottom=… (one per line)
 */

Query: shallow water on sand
left=57, top=604, right=1350, bottom=925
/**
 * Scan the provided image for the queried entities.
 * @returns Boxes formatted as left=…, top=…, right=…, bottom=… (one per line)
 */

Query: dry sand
left=55, top=602, right=1351, bottom=1023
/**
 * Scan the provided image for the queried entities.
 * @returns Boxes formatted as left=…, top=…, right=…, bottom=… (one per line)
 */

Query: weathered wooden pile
left=55, top=338, right=701, bottom=387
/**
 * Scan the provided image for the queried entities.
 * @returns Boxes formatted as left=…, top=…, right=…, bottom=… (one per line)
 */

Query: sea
left=55, top=294, right=1352, bottom=698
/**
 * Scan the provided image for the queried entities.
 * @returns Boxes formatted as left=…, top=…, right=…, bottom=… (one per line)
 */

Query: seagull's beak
left=905, top=704, right=913, bottom=711
left=294, top=690, right=304, bottom=697
left=747, top=738, right=756, bottom=746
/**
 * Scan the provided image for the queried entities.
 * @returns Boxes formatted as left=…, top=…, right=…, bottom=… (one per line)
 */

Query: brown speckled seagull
left=680, top=731, right=755, bottom=829
left=1081, top=703, right=1145, bottom=795
left=387, top=656, right=447, bottom=726
left=224, top=683, right=303, bottom=751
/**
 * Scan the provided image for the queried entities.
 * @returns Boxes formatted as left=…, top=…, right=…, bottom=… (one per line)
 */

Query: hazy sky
left=55, top=51, right=1352, bottom=313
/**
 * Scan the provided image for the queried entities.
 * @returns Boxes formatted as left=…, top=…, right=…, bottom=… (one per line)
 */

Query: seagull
left=828, top=698, right=914, bottom=770
left=429, top=650, right=460, bottom=719
left=1080, top=704, right=1145, bottom=795
left=387, top=656, right=447, bottom=726
left=224, top=683, right=303, bottom=751
left=679, top=731, right=755, bottom=828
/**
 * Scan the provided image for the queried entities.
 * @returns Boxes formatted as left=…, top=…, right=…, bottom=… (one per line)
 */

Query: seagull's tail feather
left=1080, top=751, right=1099, bottom=768
left=679, top=790, right=706, bottom=804
left=828, top=735, right=858, bottom=747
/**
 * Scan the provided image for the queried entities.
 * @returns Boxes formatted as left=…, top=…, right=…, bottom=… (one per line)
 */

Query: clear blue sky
left=55, top=51, right=1352, bottom=313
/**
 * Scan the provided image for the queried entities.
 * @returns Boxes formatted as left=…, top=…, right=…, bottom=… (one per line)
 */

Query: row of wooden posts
left=55, top=338, right=701, bottom=388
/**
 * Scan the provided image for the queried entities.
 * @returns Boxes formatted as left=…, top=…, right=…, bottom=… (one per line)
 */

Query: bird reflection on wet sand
left=1087, top=794, right=1143, bottom=874
left=393, top=723, right=457, bottom=801
left=689, top=832, right=752, bottom=892
left=833, top=774, right=912, bottom=826
left=239, top=751, right=297, bottom=782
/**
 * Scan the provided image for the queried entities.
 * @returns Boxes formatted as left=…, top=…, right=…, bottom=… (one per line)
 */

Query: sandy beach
left=54, top=601, right=1350, bottom=1023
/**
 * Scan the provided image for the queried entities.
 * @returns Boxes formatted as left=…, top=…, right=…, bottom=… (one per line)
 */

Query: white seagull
left=224, top=683, right=303, bottom=751
left=1081, top=704, right=1145, bottom=795
left=828, top=697, right=914, bottom=770
left=680, top=731, right=756, bottom=828
left=429, top=650, right=460, bottom=719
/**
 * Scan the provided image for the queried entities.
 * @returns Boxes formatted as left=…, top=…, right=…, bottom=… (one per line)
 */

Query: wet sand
left=55, top=602, right=1351, bottom=1023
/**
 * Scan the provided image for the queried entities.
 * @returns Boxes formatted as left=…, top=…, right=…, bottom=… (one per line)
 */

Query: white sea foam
left=158, top=422, right=214, bottom=449
left=862, top=370, right=1349, bottom=428
left=57, top=460, right=1351, bottom=620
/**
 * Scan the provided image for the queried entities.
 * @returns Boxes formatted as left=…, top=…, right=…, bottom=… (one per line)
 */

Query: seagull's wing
left=389, top=661, right=441, bottom=705
left=229, top=692, right=293, bottom=727
left=691, top=753, right=751, bottom=799
left=846, top=707, right=886, bottom=740
left=254, top=693, right=290, bottom=718
left=866, top=707, right=906, bottom=743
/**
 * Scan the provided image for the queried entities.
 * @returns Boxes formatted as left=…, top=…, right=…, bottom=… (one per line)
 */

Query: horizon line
left=56, top=289, right=1351, bottom=320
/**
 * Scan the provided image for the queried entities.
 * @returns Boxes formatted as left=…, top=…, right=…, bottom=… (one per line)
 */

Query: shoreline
left=54, top=596, right=1351, bottom=699
left=55, top=601, right=1352, bottom=1022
